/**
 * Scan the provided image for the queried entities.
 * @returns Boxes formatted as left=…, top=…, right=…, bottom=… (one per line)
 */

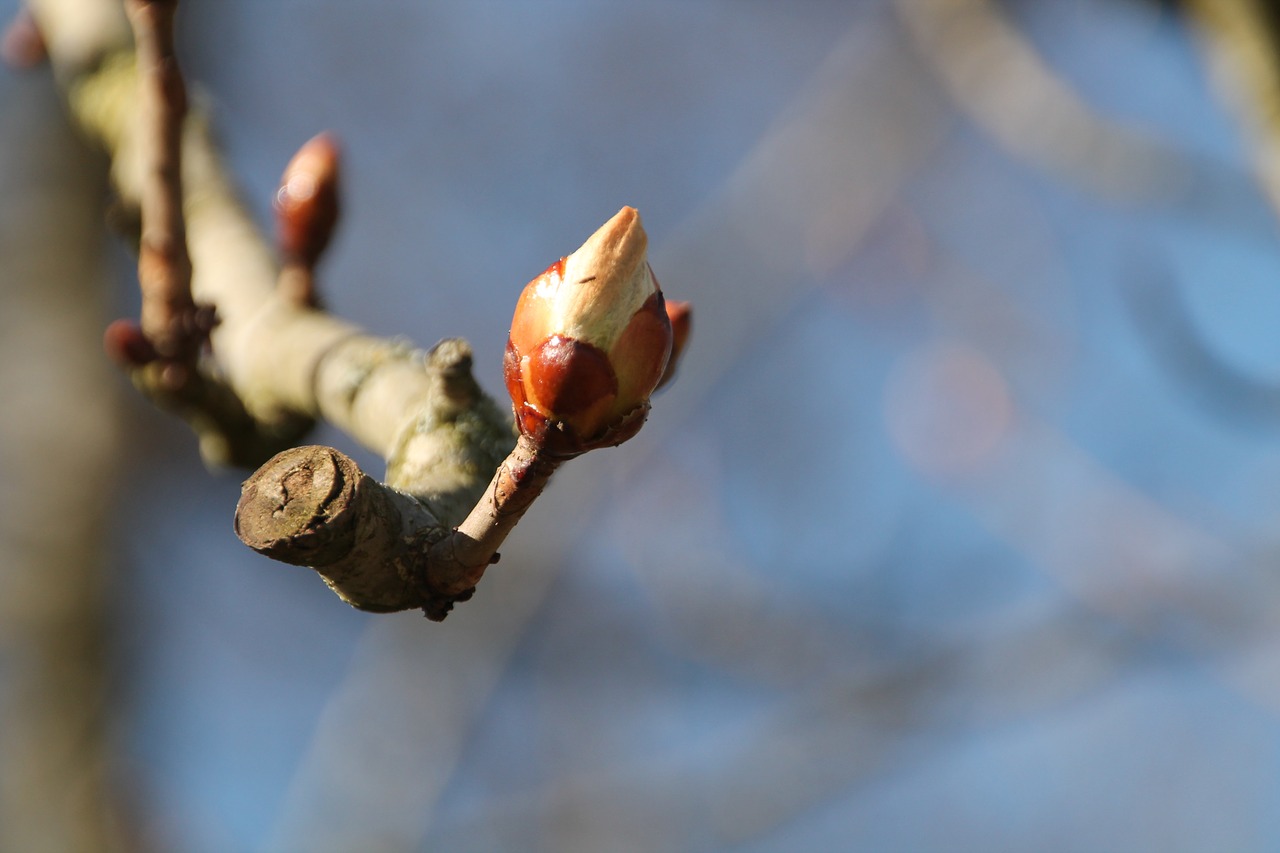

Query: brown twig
left=98, top=0, right=317, bottom=467
left=426, top=434, right=562, bottom=597
left=124, top=0, right=210, bottom=380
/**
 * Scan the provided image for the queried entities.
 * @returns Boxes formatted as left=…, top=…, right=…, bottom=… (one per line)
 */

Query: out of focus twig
left=895, top=0, right=1267, bottom=231
left=125, top=0, right=204, bottom=369
left=1186, top=0, right=1280, bottom=217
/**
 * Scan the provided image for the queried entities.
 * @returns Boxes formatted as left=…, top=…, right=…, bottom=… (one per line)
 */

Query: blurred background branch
left=0, top=47, right=130, bottom=853
left=1187, top=0, right=1280, bottom=213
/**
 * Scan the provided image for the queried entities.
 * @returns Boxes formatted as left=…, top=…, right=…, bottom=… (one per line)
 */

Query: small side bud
left=1, top=9, right=46, bottom=70
left=103, top=318, right=158, bottom=368
left=504, top=207, right=673, bottom=457
left=275, top=132, right=341, bottom=269
left=656, top=299, right=691, bottom=390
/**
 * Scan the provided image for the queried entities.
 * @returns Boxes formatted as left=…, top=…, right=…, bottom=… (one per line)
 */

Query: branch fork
left=235, top=206, right=686, bottom=620
left=34, top=0, right=691, bottom=619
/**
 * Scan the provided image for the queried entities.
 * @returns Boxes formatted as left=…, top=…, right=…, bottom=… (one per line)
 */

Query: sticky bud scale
left=504, top=207, right=673, bottom=456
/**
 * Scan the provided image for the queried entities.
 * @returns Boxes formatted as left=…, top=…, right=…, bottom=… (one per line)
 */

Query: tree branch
left=235, top=433, right=562, bottom=620
left=124, top=0, right=202, bottom=361
left=27, top=0, right=687, bottom=619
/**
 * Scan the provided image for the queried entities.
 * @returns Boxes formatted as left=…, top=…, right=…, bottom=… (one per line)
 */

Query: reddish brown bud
left=103, top=319, right=158, bottom=368
left=1, top=9, right=47, bottom=70
left=656, top=299, right=691, bottom=390
left=504, top=207, right=673, bottom=456
left=275, top=132, right=341, bottom=268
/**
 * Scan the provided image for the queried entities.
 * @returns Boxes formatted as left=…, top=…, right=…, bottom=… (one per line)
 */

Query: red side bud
left=1, top=9, right=46, bottom=70
left=504, top=206, right=673, bottom=456
left=275, top=132, right=341, bottom=268
left=656, top=299, right=691, bottom=390
left=103, top=318, right=158, bottom=368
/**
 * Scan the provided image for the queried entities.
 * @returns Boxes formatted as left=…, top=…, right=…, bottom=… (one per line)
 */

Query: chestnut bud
left=103, top=318, right=158, bottom=368
left=657, top=299, right=691, bottom=391
left=1, top=9, right=47, bottom=70
left=504, top=206, right=673, bottom=457
left=275, top=132, right=341, bottom=268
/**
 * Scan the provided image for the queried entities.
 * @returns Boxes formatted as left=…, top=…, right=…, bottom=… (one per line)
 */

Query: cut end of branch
left=235, top=446, right=459, bottom=615
left=234, top=445, right=361, bottom=564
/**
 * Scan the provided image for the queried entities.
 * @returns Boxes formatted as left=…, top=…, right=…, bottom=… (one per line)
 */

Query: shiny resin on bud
left=505, top=207, right=673, bottom=456
left=275, top=132, right=341, bottom=267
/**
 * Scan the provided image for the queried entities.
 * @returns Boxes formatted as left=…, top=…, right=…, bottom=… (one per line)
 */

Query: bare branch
left=124, top=0, right=205, bottom=367
left=234, top=434, right=561, bottom=620
left=426, top=434, right=561, bottom=597
left=29, top=0, right=689, bottom=618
